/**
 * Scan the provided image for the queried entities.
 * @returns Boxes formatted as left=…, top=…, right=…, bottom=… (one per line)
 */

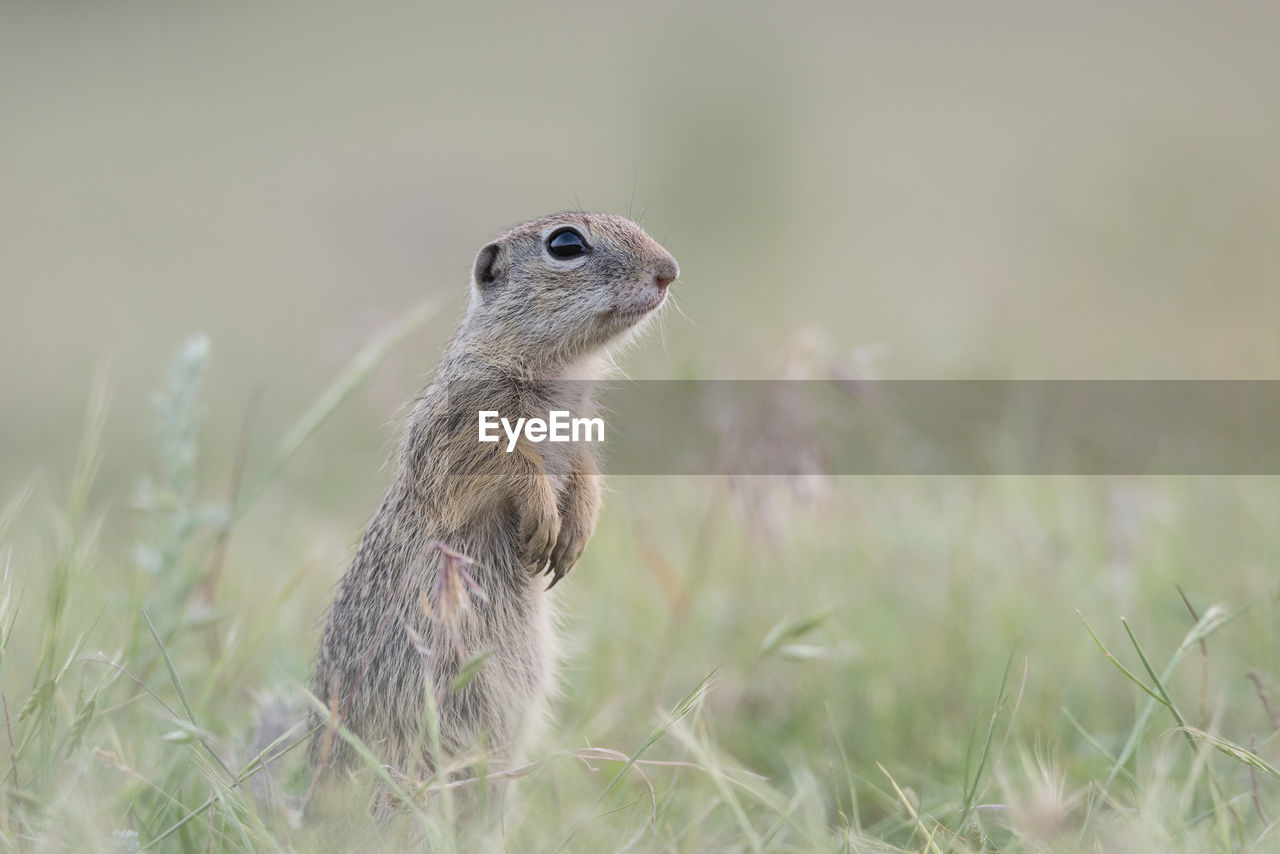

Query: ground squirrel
left=309, top=212, right=679, bottom=791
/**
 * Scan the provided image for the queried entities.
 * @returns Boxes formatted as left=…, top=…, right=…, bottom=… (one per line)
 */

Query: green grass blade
left=142, top=610, right=196, bottom=725
left=1120, top=618, right=1195, bottom=751
left=1077, top=612, right=1166, bottom=706
left=142, top=609, right=235, bottom=783
left=143, top=723, right=321, bottom=850
left=1096, top=597, right=1258, bottom=794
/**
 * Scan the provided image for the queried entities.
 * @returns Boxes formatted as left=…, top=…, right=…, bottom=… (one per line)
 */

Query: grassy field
left=1, top=329, right=1276, bottom=853
left=4, top=3, right=1280, bottom=851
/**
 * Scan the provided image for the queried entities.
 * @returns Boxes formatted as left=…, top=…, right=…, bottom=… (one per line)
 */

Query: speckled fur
left=309, top=212, right=678, bottom=787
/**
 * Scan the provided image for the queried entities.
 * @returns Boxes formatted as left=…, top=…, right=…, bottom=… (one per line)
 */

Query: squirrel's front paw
left=518, top=501, right=560, bottom=574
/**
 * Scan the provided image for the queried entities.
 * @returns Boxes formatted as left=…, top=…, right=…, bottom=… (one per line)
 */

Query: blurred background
left=5, top=0, right=1280, bottom=497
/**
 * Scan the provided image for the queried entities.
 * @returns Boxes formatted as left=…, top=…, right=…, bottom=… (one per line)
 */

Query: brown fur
left=309, top=212, right=678, bottom=791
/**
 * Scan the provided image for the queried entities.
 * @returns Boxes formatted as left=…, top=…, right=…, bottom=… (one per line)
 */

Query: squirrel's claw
left=518, top=502, right=559, bottom=575
left=544, top=525, right=586, bottom=589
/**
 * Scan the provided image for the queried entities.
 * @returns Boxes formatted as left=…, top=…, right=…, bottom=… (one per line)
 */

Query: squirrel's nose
left=652, top=255, right=679, bottom=290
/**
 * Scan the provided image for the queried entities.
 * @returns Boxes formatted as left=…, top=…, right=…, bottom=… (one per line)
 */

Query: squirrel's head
left=466, top=211, right=679, bottom=366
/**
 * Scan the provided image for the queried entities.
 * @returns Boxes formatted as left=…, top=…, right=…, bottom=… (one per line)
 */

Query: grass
left=0, top=324, right=1277, bottom=852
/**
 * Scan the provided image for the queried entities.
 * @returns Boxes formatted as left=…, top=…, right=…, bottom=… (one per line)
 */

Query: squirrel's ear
left=472, top=241, right=507, bottom=290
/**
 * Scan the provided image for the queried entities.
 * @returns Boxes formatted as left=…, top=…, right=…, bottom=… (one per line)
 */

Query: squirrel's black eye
left=546, top=227, right=589, bottom=260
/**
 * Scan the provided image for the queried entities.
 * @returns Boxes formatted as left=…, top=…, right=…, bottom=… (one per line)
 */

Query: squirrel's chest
left=542, top=445, right=577, bottom=494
